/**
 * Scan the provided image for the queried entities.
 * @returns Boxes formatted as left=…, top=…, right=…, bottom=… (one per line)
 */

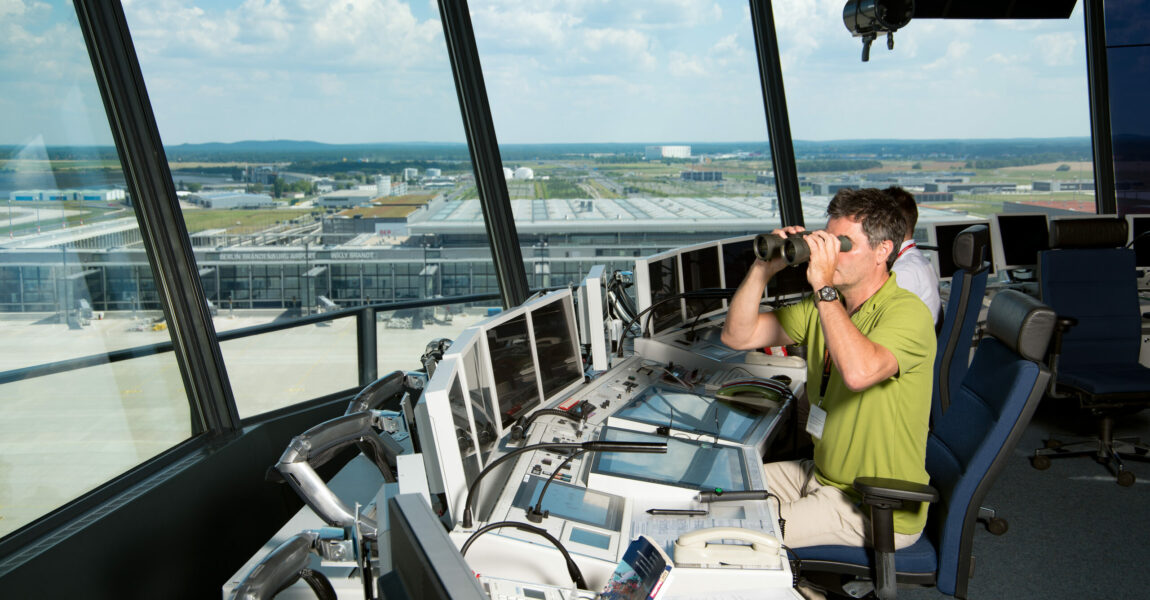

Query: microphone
left=697, top=489, right=773, bottom=503
left=462, top=439, right=668, bottom=528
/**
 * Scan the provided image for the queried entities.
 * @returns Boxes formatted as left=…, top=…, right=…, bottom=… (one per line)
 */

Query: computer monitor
left=928, top=220, right=993, bottom=280
left=719, top=236, right=758, bottom=290
left=1126, top=214, right=1150, bottom=268
left=479, top=289, right=585, bottom=429
left=530, top=292, right=585, bottom=400
left=578, top=265, right=611, bottom=372
left=447, top=328, right=500, bottom=463
left=635, top=250, right=682, bottom=336
left=679, top=242, right=724, bottom=322
left=378, top=494, right=487, bottom=600
left=414, top=356, right=480, bottom=527
left=992, top=213, right=1049, bottom=273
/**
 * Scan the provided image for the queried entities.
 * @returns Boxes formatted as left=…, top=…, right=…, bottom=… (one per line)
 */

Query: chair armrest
left=854, top=477, right=939, bottom=509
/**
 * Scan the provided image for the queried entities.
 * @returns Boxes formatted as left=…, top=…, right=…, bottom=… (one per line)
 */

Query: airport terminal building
left=0, top=191, right=978, bottom=316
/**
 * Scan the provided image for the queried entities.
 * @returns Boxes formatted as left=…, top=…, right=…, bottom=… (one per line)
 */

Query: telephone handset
left=672, top=526, right=782, bottom=568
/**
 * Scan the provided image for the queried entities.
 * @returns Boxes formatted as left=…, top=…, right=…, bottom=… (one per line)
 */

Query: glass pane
left=0, top=3, right=194, bottom=538
left=777, top=3, right=1091, bottom=283
left=469, top=1, right=779, bottom=289
left=123, top=2, right=477, bottom=417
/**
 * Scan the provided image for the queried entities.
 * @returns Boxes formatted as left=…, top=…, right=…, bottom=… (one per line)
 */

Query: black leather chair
left=1030, top=218, right=1150, bottom=486
left=792, top=290, right=1055, bottom=599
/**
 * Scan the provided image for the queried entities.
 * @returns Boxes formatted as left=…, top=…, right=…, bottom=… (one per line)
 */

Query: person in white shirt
left=885, top=186, right=942, bottom=327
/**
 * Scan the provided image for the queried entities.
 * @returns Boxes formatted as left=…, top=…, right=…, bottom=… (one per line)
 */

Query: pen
left=646, top=508, right=706, bottom=516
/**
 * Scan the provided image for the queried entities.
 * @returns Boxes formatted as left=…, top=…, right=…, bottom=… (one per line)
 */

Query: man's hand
left=804, top=230, right=838, bottom=290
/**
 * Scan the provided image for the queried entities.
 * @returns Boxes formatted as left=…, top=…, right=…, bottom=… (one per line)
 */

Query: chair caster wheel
left=1030, top=455, right=1051, bottom=470
left=1117, top=471, right=1135, bottom=487
left=1043, top=439, right=1063, bottom=450
left=985, top=517, right=1008, bottom=536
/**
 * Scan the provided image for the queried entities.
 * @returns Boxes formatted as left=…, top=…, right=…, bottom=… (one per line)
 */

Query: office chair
left=1030, top=218, right=1150, bottom=486
left=791, top=290, right=1055, bottom=599
left=934, top=224, right=991, bottom=419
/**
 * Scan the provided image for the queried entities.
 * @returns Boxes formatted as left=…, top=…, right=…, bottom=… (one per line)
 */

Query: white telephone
left=672, top=526, right=782, bottom=568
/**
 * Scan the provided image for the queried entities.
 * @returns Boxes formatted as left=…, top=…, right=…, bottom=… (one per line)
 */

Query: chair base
left=1032, top=415, right=1150, bottom=486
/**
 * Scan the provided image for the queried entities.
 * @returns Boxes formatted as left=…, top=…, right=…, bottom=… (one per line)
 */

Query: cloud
left=1035, top=32, right=1078, bottom=67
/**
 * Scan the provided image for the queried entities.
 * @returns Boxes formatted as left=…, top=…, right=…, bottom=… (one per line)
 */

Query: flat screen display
left=612, top=386, right=761, bottom=443
left=590, top=428, right=749, bottom=492
left=486, top=314, right=541, bottom=428
left=681, top=246, right=723, bottom=320
left=1129, top=215, right=1150, bottom=268
left=768, top=263, right=809, bottom=299
left=721, top=239, right=757, bottom=290
left=448, top=375, right=482, bottom=485
left=932, top=222, right=993, bottom=280
left=460, top=342, right=499, bottom=461
left=510, top=476, right=624, bottom=531
left=647, top=255, right=681, bottom=335
left=531, top=296, right=584, bottom=400
left=996, top=213, right=1049, bottom=270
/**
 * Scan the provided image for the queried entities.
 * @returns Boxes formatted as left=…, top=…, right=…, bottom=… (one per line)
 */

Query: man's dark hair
left=827, top=188, right=907, bottom=269
left=883, top=185, right=918, bottom=236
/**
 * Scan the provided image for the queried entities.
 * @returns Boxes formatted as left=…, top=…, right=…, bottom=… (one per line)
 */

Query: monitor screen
left=590, top=427, right=749, bottom=491
left=1127, top=214, right=1150, bottom=268
left=646, top=255, right=681, bottom=334
left=720, top=238, right=757, bottom=290
left=768, top=263, right=809, bottom=299
left=612, top=386, right=762, bottom=443
left=458, top=336, right=499, bottom=461
left=530, top=295, right=584, bottom=401
left=510, top=476, right=625, bottom=531
left=994, top=213, right=1049, bottom=271
left=930, top=221, right=992, bottom=280
left=680, top=245, right=723, bottom=321
left=448, top=375, right=482, bottom=486
left=486, top=314, right=541, bottom=428
left=381, top=494, right=488, bottom=600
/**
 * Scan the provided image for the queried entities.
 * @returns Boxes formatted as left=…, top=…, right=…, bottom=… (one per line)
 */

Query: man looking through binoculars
left=721, top=188, right=936, bottom=570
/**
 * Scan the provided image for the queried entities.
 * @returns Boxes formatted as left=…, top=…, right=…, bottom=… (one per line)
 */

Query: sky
left=1, top=0, right=1091, bottom=147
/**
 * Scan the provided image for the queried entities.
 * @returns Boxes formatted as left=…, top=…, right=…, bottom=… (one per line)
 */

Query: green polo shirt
left=775, top=273, right=935, bottom=535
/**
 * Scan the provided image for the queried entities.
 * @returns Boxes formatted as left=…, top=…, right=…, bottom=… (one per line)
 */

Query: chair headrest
left=952, top=224, right=990, bottom=272
left=985, top=289, right=1055, bottom=362
left=1049, top=218, right=1127, bottom=249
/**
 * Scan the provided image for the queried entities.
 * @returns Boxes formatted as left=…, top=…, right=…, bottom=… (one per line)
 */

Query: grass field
left=179, top=209, right=313, bottom=234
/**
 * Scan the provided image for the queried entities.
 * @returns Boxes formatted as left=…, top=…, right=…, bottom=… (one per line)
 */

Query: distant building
left=426, top=168, right=442, bottom=177
left=194, top=192, right=276, bottom=209
left=916, top=192, right=954, bottom=203
left=318, top=189, right=378, bottom=209
left=681, top=171, right=722, bottom=182
left=810, top=182, right=860, bottom=195
left=376, top=175, right=392, bottom=197
left=513, top=167, right=535, bottom=180
left=1033, top=180, right=1095, bottom=192
left=756, top=172, right=775, bottom=185
left=925, top=182, right=1017, bottom=193
left=403, top=168, right=419, bottom=181
left=10, top=189, right=127, bottom=202
left=645, top=145, right=691, bottom=160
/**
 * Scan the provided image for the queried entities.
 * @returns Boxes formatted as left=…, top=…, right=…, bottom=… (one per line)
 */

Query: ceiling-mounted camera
left=843, top=0, right=914, bottom=62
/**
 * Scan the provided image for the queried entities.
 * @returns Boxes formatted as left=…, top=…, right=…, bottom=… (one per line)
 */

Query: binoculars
left=753, top=231, right=853, bottom=265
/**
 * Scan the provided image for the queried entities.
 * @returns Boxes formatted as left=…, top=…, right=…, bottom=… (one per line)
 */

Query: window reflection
left=0, top=2, right=193, bottom=539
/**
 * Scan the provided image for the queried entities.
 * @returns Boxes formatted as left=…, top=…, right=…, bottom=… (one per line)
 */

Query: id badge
left=806, top=403, right=827, bottom=439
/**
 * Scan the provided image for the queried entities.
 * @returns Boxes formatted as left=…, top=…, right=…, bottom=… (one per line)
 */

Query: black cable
left=514, top=407, right=584, bottom=441
left=615, top=288, right=736, bottom=358
left=529, top=449, right=588, bottom=522
left=298, top=568, right=338, bottom=600
left=462, top=440, right=666, bottom=528
left=461, top=520, right=588, bottom=590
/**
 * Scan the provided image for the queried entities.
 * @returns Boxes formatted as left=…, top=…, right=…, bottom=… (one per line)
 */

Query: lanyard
left=896, top=241, right=916, bottom=260
left=818, top=347, right=832, bottom=400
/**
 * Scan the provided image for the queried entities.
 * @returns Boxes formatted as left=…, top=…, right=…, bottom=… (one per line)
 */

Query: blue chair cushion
left=791, top=535, right=938, bottom=575
left=1060, top=363, right=1150, bottom=396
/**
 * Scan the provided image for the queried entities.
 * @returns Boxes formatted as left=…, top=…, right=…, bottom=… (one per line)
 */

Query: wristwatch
left=817, top=286, right=839, bottom=303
